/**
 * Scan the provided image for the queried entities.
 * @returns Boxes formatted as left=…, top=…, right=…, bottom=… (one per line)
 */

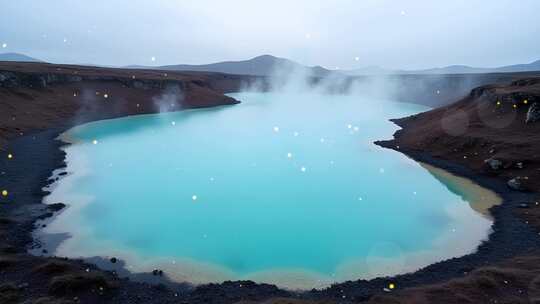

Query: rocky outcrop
left=507, top=177, right=526, bottom=191
left=0, top=71, right=84, bottom=89
left=526, top=102, right=540, bottom=123
left=0, top=70, right=189, bottom=91
left=484, top=158, right=503, bottom=170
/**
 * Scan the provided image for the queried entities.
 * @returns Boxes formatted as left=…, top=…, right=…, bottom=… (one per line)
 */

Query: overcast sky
left=1, top=0, right=539, bottom=69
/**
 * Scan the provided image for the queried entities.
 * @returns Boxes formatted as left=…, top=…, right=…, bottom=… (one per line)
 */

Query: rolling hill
left=347, top=59, right=540, bottom=75
left=155, top=55, right=332, bottom=77
left=0, top=52, right=43, bottom=63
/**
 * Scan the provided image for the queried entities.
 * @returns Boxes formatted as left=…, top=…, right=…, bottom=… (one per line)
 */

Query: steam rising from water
left=153, top=84, right=184, bottom=113
left=237, top=60, right=504, bottom=114
left=240, top=62, right=401, bottom=101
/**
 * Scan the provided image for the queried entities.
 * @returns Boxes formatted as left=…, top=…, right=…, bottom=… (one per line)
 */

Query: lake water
left=39, top=92, right=500, bottom=289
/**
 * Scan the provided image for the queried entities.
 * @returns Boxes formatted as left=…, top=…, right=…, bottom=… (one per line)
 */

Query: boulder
left=66, top=75, right=83, bottom=82
left=508, top=177, right=526, bottom=191
left=484, top=158, right=503, bottom=170
left=526, top=102, right=540, bottom=124
left=48, top=203, right=65, bottom=212
left=32, top=261, right=72, bottom=275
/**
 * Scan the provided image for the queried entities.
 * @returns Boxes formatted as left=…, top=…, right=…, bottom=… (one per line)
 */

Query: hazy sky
left=1, top=0, right=539, bottom=69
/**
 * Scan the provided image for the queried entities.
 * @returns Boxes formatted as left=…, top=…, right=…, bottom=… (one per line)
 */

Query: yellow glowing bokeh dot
left=524, top=99, right=528, bottom=104
left=513, top=104, right=517, bottom=108
left=1, top=190, right=8, bottom=197
left=496, top=101, right=501, bottom=106
left=7, top=153, right=13, bottom=159
left=389, top=283, right=396, bottom=289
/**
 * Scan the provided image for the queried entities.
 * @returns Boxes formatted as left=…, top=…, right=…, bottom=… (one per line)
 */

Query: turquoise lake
left=40, top=92, right=499, bottom=289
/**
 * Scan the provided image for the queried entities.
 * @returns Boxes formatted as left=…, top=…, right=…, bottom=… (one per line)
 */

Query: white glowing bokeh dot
left=293, top=131, right=299, bottom=137
left=1, top=43, right=6, bottom=48
left=300, top=166, right=307, bottom=172
left=287, top=152, right=292, bottom=159
left=347, top=124, right=352, bottom=129
left=273, top=126, right=280, bottom=132
left=151, top=56, right=156, bottom=62
left=192, top=195, right=198, bottom=201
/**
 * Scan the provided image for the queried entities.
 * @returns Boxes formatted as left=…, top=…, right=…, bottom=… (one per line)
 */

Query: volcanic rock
left=526, top=102, right=540, bottom=123
left=508, top=177, right=526, bottom=191
left=484, top=158, right=503, bottom=170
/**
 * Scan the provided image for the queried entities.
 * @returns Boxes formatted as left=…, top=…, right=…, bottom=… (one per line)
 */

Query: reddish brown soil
left=365, top=254, right=540, bottom=304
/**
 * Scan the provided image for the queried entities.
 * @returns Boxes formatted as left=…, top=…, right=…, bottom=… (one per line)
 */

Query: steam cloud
left=239, top=61, right=500, bottom=109
left=152, top=84, right=184, bottom=113
left=238, top=62, right=416, bottom=104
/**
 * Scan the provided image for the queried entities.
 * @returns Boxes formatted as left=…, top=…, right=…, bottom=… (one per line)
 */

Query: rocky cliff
left=0, top=62, right=254, bottom=148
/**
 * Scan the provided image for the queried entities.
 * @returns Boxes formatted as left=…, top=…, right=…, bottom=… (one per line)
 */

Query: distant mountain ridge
left=347, top=59, right=540, bottom=75
left=0, top=52, right=43, bottom=63
left=153, top=55, right=540, bottom=76
left=2, top=52, right=539, bottom=76
left=156, top=55, right=333, bottom=77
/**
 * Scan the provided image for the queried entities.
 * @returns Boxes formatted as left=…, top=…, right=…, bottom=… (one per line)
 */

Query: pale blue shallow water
left=42, top=92, right=495, bottom=288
